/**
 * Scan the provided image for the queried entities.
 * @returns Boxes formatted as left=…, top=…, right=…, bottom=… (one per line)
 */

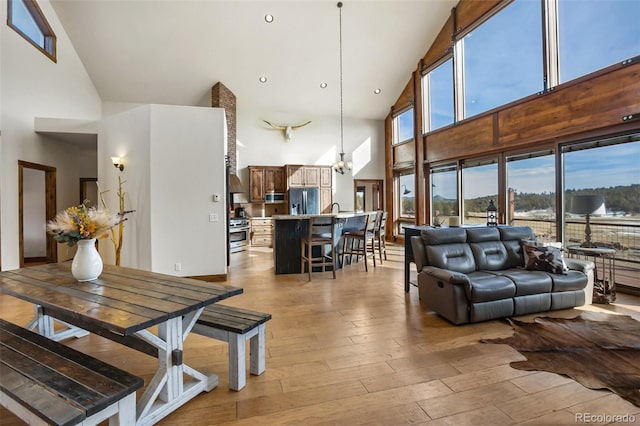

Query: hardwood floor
left=1, top=244, right=639, bottom=425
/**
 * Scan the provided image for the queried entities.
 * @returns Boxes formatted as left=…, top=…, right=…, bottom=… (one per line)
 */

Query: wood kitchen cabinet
left=251, top=217, right=273, bottom=247
left=265, top=167, right=285, bottom=193
left=319, top=166, right=332, bottom=213
left=249, top=166, right=285, bottom=202
left=286, top=165, right=320, bottom=187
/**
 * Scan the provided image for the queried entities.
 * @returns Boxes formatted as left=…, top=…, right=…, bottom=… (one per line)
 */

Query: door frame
left=353, top=179, right=384, bottom=212
left=18, top=160, right=57, bottom=267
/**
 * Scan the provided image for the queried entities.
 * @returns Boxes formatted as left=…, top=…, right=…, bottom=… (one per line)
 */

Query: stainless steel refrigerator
left=289, top=187, right=320, bottom=215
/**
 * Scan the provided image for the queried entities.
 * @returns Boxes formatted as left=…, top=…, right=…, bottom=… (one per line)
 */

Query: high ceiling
left=50, top=0, right=456, bottom=121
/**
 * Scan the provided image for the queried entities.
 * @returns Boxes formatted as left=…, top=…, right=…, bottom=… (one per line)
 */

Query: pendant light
left=333, top=2, right=352, bottom=175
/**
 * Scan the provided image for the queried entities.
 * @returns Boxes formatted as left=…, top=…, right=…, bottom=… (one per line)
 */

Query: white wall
left=99, top=104, right=227, bottom=276
left=1, top=0, right=102, bottom=270
left=236, top=108, right=385, bottom=212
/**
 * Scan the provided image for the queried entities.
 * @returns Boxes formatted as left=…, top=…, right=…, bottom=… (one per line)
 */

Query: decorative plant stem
left=99, top=175, right=131, bottom=266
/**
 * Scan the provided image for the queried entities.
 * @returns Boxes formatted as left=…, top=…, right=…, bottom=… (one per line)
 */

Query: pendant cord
left=339, top=2, right=344, bottom=155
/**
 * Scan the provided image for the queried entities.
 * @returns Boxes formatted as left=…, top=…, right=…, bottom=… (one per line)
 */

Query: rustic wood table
left=0, top=263, right=242, bottom=426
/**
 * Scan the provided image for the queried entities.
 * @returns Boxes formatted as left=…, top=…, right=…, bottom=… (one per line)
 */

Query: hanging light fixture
left=333, top=2, right=352, bottom=175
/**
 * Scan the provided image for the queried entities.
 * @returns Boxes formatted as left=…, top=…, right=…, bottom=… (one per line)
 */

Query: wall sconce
left=486, top=200, right=498, bottom=227
left=111, top=157, right=124, bottom=171
left=400, top=184, right=411, bottom=195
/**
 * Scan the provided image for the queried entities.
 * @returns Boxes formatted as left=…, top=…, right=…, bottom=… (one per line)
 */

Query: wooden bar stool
left=373, top=211, right=388, bottom=263
left=301, top=216, right=337, bottom=280
left=341, top=212, right=377, bottom=271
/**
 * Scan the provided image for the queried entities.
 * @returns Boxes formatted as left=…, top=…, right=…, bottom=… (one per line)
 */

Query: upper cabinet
left=249, top=166, right=285, bottom=202
left=286, top=165, right=320, bottom=188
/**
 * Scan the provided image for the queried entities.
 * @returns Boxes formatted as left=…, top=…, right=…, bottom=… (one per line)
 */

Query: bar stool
left=301, top=216, right=337, bottom=280
left=341, top=212, right=377, bottom=271
left=373, top=211, right=388, bottom=263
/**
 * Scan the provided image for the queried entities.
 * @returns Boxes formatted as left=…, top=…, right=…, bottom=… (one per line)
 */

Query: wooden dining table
left=0, top=263, right=242, bottom=426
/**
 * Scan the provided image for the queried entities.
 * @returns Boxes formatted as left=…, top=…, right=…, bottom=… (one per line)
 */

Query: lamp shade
left=569, top=195, right=606, bottom=215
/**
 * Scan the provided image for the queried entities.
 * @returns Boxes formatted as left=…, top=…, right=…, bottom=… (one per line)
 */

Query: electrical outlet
left=209, top=213, right=218, bottom=222
left=174, top=263, right=182, bottom=272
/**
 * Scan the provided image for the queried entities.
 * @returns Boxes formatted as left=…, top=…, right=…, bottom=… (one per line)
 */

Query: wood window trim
left=7, top=0, right=57, bottom=63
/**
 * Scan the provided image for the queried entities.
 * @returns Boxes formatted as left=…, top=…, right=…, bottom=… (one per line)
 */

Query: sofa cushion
left=491, top=268, right=553, bottom=296
left=469, top=241, right=509, bottom=271
left=421, top=227, right=467, bottom=245
left=546, top=270, right=588, bottom=292
left=499, top=226, right=535, bottom=269
left=523, top=242, right=568, bottom=275
left=425, top=244, right=476, bottom=274
left=465, top=271, right=516, bottom=302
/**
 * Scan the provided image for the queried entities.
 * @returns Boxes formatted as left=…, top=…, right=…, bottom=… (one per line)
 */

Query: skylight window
left=7, top=0, right=56, bottom=62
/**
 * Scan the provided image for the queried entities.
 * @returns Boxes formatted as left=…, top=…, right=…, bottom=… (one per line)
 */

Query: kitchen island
left=272, top=212, right=375, bottom=274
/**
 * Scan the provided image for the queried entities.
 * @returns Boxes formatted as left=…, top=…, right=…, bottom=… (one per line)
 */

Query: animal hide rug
left=482, top=312, right=640, bottom=407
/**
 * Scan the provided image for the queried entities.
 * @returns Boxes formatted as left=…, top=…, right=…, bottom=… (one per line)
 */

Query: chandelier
left=333, top=2, right=352, bottom=175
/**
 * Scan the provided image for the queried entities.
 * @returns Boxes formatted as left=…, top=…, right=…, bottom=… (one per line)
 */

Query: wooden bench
left=192, top=304, right=271, bottom=391
left=0, top=318, right=144, bottom=426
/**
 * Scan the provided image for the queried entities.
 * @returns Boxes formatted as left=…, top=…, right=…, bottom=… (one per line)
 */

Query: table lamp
left=569, top=194, right=605, bottom=248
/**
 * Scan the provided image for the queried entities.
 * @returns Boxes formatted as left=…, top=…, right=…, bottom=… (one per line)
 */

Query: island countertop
left=272, top=212, right=376, bottom=274
left=272, top=211, right=373, bottom=220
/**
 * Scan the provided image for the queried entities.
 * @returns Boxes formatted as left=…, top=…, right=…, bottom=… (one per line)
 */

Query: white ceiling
left=50, top=0, right=456, bottom=121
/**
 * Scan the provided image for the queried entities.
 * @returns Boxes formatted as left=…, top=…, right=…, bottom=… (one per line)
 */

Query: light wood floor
left=1, top=244, right=639, bottom=425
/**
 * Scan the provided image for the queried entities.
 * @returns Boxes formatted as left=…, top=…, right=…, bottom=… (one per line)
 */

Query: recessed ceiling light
left=259, top=76, right=267, bottom=83
left=320, top=82, right=328, bottom=89
left=374, top=88, right=382, bottom=94
left=265, top=14, right=274, bottom=23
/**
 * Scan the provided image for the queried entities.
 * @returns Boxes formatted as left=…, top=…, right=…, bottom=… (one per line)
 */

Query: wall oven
left=229, top=218, right=250, bottom=253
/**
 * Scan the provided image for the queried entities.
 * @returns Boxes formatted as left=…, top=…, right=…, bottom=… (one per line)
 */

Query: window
left=461, top=158, right=498, bottom=225
left=398, top=172, right=415, bottom=218
left=460, top=0, right=543, bottom=118
left=558, top=0, right=640, bottom=83
left=7, top=0, right=56, bottom=62
left=506, top=151, right=556, bottom=241
left=393, top=108, right=414, bottom=145
left=422, top=57, right=454, bottom=133
left=430, top=164, right=458, bottom=226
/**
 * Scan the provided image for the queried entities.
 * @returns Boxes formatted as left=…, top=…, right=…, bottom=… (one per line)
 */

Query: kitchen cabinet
left=249, top=166, right=285, bottom=202
left=265, top=167, right=285, bottom=193
left=251, top=217, right=273, bottom=247
left=286, top=165, right=320, bottom=187
left=320, top=166, right=333, bottom=213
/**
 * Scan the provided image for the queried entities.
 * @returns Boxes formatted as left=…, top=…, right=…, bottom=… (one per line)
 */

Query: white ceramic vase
left=71, top=238, right=103, bottom=281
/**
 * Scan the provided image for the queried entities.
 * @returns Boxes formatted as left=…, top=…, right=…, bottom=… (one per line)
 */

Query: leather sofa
left=410, top=226, right=594, bottom=325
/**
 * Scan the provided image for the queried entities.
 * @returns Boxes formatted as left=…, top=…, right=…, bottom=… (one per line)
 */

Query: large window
left=461, top=158, right=498, bottom=224
left=398, top=172, right=415, bottom=218
left=558, top=0, right=640, bottom=83
left=506, top=151, right=556, bottom=241
left=430, top=164, right=458, bottom=226
left=422, top=58, right=454, bottom=133
left=460, top=0, right=543, bottom=118
left=7, top=0, right=56, bottom=62
left=393, top=108, right=414, bottom=145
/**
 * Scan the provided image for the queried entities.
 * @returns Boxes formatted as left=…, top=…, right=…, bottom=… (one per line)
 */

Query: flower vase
left=72, top=238, right=103, bottom=281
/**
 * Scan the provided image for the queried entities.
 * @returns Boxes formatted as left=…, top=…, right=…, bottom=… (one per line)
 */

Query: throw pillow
left=523, top=242, right=568, bottom=274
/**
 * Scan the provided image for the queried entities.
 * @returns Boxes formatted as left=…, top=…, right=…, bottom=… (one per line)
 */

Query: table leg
left=27, top=305, right=89, bottom=341
left=134, top=308, right=218, bottom=426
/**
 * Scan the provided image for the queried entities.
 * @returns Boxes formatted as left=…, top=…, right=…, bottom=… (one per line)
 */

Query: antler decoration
left=263, top=120, right=312, bottom=142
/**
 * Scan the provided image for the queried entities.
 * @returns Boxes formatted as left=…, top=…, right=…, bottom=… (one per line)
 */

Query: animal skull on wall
left=263, top=120, right=312, bottom=142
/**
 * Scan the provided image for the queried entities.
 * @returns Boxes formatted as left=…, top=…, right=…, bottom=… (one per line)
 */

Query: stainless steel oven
left=229, top=218, right=250, bottom=253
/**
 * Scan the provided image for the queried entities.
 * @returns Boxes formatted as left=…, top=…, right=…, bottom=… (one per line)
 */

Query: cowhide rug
left=482, top=312, right=640, bottom=407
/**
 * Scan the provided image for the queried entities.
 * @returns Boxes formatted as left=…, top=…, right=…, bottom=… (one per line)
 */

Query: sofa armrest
left=565, top=258, right=595, bottom=273
left=411, top=236, right=428, bottom=272
left=423, top=266, right=471, bottom=285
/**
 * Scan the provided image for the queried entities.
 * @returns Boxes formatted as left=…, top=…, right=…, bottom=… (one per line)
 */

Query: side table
left=566, top=245, right=616, bottom=304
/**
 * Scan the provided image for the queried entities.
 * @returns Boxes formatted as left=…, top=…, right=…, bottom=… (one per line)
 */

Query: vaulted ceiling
left=50, top=0, right=456, bottom=121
